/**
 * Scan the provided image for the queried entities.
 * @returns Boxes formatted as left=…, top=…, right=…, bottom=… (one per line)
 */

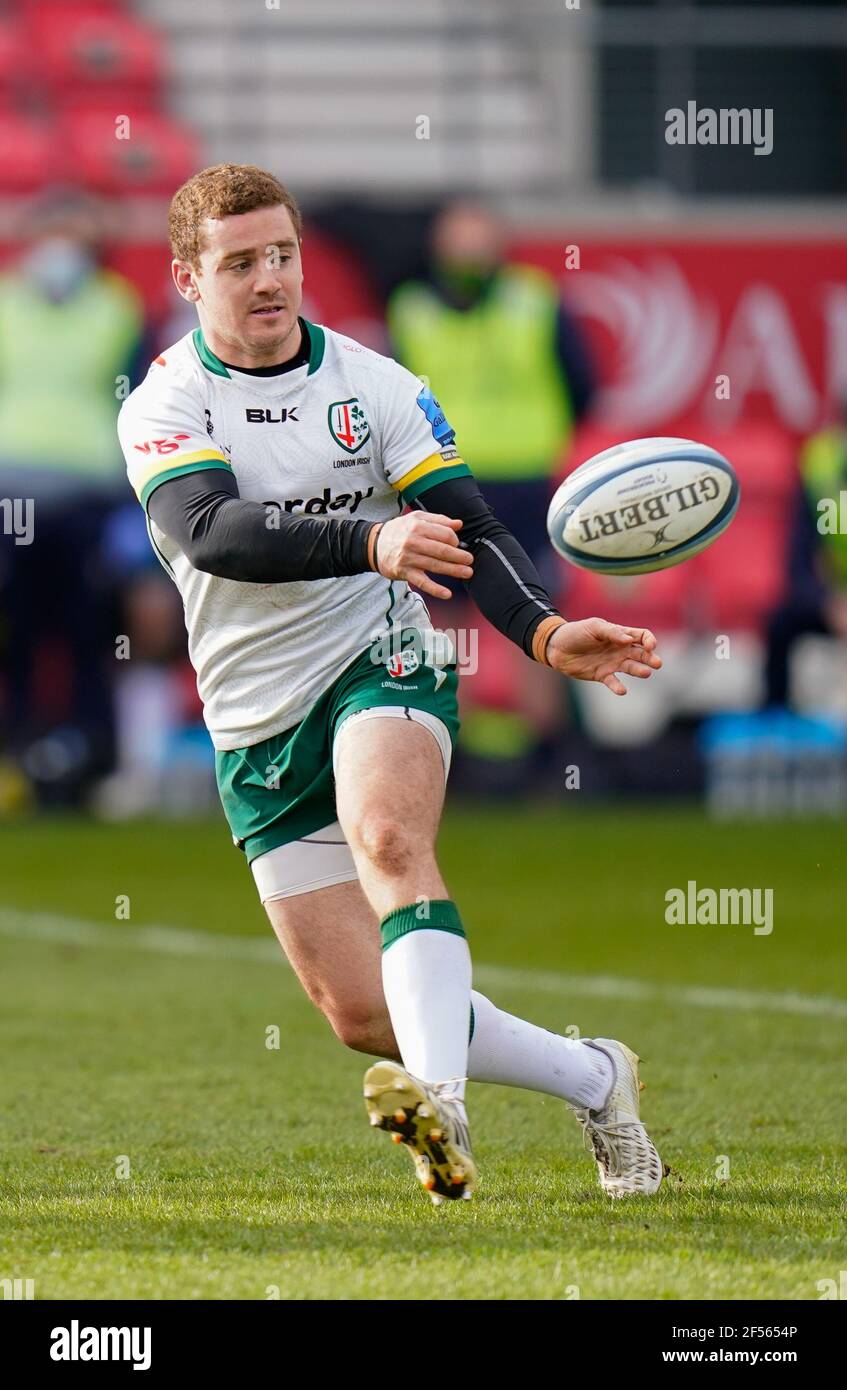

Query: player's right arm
left=147, top=468, right=473, bottom=589
left=118, top=368, right=472, bottom=589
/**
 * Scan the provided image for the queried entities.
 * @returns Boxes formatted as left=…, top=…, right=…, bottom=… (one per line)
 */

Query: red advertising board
left=513, top=236, right=847, bottom=440
left=509, top=236, right=847, bottom=632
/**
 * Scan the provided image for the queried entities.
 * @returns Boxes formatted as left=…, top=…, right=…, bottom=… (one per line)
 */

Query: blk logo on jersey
left=328, top=398, right=370, bottom=454
left=245, top=407, right=299, bottom=423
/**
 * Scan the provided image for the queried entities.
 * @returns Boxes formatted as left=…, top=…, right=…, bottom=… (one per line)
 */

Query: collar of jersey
left=191, top=320, right=325, bottom=379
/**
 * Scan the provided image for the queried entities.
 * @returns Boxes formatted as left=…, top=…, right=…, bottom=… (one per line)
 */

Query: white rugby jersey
left=117, top=321, right=470, bottom=750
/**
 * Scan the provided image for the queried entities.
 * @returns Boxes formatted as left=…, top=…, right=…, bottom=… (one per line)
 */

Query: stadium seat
left=0, top=113, right=54, bottom=192
left=18, top=0, right=124, bottom=11
left=0, top=20, right=31, bottom=99
left=59, top=107, right=200, bottom=194
left=24, top=3, right=164, bottom=103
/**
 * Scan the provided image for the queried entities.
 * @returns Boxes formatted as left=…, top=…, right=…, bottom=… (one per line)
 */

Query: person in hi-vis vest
left=0, top=191, right=147, bottom=796
left=388, top=201, right=595, bottom=781
left=764, top=404, right=847, bottom=708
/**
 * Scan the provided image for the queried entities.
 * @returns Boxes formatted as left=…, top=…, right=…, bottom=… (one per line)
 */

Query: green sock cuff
left=380, top=898, right=466, bottom=951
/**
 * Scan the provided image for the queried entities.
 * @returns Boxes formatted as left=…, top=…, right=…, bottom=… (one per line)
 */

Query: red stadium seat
left=24, top=3, right=163, bottom=102
left=59, top=107, right=200, bottom=194
left=0, top=113, right=54, bottom=192
left=0, top=20, right=32, bottom=98
left=18, top=0, right=123, bottom=11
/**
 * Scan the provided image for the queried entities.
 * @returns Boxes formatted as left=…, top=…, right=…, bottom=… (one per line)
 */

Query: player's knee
left=354, top=815, right=416, bottom=877
left=330, top=1006, right=395, bottom=1057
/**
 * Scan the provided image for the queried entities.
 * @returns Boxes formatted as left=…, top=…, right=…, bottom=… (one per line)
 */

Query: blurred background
left=1, top=0, right=846, bottom=822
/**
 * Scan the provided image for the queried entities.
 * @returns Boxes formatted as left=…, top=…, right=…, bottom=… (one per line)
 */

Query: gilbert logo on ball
left=546, top=437, right=740, bottom=575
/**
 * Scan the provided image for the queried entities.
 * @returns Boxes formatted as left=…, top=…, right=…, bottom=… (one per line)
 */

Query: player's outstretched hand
left=373, top=512, right=473, bottom=599
left=546, top=617, right=662, bottom=696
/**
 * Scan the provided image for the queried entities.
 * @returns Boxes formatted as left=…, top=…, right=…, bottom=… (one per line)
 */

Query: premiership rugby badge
left=328, top=398, right=371, bottom=454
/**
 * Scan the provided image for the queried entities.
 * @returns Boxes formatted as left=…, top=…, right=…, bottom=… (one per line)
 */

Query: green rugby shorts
left=214, top=626, right=459, bottom=899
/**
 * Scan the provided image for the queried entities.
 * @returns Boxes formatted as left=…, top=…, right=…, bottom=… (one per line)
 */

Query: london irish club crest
left=385, top=646, right=420, bottom=679
left=328, top=398, right=371, bottom=454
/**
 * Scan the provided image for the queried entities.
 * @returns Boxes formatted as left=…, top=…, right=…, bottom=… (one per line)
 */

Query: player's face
left=177, top=204, right=304, bottom=366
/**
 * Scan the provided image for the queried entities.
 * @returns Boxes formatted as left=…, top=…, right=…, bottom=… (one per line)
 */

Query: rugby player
left=118, top=164, right=665, bottom=1205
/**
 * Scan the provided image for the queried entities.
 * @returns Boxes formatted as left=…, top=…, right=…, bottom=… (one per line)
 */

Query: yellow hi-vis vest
left=388, top=264, right=572, bottom=482
left=799, top=426, right=847, bottom=586
left=0, top=268, right=143, bottom=479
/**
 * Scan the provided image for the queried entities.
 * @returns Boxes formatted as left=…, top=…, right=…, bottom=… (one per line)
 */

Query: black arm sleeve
left=412, top=475, right=562, bottom=658
left=147, top=468, right=375, bottom=583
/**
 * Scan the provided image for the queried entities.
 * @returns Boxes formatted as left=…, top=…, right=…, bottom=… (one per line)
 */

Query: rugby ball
left=547, top=437, right=740, bottom=575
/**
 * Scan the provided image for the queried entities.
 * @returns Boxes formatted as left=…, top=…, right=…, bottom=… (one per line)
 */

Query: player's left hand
left=545, top=618, right=662, bottom=696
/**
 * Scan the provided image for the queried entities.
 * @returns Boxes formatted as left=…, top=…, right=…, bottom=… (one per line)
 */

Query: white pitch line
left=0, top=908, right=279, bottom=962
left=473, top=963, right=847, bottom=1021
left=0, top=907, right=845, bottom=1022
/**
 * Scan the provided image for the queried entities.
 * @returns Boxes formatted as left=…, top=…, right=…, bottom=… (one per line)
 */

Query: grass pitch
left=0, top=805, right=845, bottom=1300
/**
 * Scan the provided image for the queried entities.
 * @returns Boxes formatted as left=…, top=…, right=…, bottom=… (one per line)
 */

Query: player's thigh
left=264, top=876, right=386, bottom=1025
left=333, top=714, right=446, bottom=855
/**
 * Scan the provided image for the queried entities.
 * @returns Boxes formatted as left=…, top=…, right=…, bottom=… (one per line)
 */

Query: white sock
left=381, top=928, right=472, bottom=1097
left=467, top=991, right=614, bottom=1109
